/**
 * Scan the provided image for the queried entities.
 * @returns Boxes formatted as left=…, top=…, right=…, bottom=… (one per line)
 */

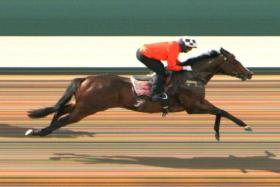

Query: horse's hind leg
left=25, top=103, right=76, bottom=136
left=50, top=103, right=75, bottom=123
left=30, top=105, right=88, bottom=137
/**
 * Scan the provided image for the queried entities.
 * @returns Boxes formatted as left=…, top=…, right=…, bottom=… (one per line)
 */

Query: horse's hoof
left=215, top=133, right=220, bottom=142
left=25, top=129, right=34, bottom=136
left=244, top=126, right=253, bottom=131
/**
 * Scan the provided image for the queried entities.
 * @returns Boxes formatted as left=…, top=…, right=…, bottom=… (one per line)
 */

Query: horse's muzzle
left=241, top=71, right=253, bottom=81
left=247, top=71, right=253, bottom=80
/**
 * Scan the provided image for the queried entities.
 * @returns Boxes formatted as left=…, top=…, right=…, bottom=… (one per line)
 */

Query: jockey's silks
left=140, top=41, right=183, bottom=71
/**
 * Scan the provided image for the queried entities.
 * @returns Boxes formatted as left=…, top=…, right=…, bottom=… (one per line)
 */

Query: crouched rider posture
left=136, top=37, right=197, bottom=101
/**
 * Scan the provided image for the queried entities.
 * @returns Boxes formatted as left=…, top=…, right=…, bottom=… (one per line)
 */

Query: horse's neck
left=170, top=56, right=223, bottom=85
left=170, top=70, right=214, bottom=86
left=197, top=72, right=215, bottom=85
left=194, top=56, right=223, bottom=85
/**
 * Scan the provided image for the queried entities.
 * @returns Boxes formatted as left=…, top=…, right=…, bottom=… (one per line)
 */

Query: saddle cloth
left=130, top=75, right=170, bottom=116
left=130, top=73, right=173, bottom=97
left=130, top=76, right=153, bottom=97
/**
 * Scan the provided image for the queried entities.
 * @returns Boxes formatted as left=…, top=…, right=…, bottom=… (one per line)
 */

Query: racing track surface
left=0, top=75, right=279, bottom=186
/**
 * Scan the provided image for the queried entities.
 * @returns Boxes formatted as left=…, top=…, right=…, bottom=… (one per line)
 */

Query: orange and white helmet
left=180, top=37, right=197, bottom=48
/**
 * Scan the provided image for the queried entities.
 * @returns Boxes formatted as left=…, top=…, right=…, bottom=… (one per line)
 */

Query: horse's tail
left=28, top=78, right=84, bottom=119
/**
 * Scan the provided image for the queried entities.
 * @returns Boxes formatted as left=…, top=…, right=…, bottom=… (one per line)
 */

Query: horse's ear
left=220, top=48, right=230, bottom=55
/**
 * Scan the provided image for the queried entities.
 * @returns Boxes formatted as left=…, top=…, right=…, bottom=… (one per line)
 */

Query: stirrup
left=151, top=92, right=168, bottom=102
left=160, top=93, right=168, bottom=100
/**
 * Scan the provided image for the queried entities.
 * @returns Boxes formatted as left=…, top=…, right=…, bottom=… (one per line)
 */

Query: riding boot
left=151, top=74, right=167, bottom=102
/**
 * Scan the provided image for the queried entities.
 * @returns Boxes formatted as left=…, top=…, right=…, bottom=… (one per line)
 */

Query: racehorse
left=25, top=48, right=253, bottom=141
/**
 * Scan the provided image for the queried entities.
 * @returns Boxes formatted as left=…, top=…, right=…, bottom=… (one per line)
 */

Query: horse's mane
left=181, top=50, right=220, bottom=66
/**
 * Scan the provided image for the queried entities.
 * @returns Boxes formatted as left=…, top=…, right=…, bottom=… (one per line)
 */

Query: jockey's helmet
left=179, top=37, right=197, bottom=48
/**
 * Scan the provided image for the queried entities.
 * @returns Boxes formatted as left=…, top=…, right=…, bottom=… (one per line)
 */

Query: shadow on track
left=50, top=151, right=279, bottom=173
left=0, top=124, right=95, bottom=138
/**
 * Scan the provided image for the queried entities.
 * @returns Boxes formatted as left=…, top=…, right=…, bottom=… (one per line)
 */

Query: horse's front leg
left=179, top=93, right=252, bottom=140
left=187, top=104, right=223, bottom=141
left=202, top=100, right=252, bottom=131
left=191, top=99, right=252, bottom=141
left=214, top=114, right=221, bottom=141
left=179, top=95, right=222, bottom=141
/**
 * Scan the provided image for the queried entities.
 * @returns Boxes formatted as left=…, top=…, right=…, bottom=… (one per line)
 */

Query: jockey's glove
left=183, top=66, right=192, bottom=71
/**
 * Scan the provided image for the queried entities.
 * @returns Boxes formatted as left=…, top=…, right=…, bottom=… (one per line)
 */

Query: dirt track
left=0, top=75, right=279, bottom=186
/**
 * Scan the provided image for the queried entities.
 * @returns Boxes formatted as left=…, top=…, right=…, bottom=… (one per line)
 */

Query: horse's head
left=219, top=48, right=253, bottom=81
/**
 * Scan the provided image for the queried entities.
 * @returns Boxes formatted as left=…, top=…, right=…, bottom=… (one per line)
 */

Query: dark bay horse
left=26, top=48, right=253, bottom=140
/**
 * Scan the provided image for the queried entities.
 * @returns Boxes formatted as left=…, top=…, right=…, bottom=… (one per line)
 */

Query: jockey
left=136, top=37, right=197, bottom=101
